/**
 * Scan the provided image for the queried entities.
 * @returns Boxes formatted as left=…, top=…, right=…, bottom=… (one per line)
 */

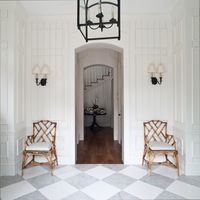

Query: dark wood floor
left=76, top=127, right=122, bottom=164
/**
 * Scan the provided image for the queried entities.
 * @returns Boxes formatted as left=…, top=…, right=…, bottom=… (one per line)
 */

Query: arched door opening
left=75, top=43, right=124, bottom=164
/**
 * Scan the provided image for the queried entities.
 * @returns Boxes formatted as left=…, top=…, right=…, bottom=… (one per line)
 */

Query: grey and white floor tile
left=65, top=173, right=98, bottom=189
left=15, top=191, right=48, bottom=200
left=166, top=180, right=200, bottom=199
left=22, top=166, right=48, bottom=180
left=118, top=165, right=147, bottom=179
left=124, top=181, right=163, bottom=199
left=0, top=175, right=24, bottom=188
left=177, top=175, right=200, bottom=188
left=103, top=173, right=136, bottom=189
left=102, top=164, right=128, bottom=172
left=82, top=181, right=120, bottom=200
left=73, top=164, right=98, bottom=172
left=85, top=165, right=115, bottom=179
left=62, top=191, right=93, bottom=200
left=53, top=166, right=81, bottom=179
left=0, top=180, right=36, bottom=200
left=155, top=191, right=186, bottom=199
left=109, top=191, right=139, bottom=200
left=153, top=165, right=179, bottom=179
left=1, top=164, right=200, bottom=200
left=140, top=172, right=174, bottom=189
left=39, top=181, right=78, bottom=200
left=27, top=173, right=60, bottom=189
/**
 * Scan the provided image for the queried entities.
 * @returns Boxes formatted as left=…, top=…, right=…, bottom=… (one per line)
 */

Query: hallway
left=77, top=128, right=122, bottom=164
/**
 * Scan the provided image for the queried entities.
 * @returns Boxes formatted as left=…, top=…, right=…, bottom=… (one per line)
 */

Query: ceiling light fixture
left=77, top=0, right=120, bottom=42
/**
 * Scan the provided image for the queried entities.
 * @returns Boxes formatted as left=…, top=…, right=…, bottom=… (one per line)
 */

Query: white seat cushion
left=34, top=156, right=48, bottom=163
left=148, top=141, right=175, bottom=150
left=145, top=154, right=166, bottom=162
left=26, top=142, right=52, bottom=151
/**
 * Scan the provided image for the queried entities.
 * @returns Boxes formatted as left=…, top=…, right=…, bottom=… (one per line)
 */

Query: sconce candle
left=32, top=64, right=50, bottom=86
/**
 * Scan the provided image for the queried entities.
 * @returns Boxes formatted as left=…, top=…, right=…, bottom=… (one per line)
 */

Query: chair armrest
left=25, top=135, right=34, bottom=146
left=166, top=133, right=176, bottom=147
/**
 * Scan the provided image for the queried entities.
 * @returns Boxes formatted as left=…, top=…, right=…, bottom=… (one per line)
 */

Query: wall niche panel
left=134, top=20, right=170, bottom=121
left=30, top=20, right=66, bottom=121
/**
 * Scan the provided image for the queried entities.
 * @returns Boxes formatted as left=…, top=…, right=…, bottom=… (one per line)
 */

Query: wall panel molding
left=191, top=47, right=200, bottom=128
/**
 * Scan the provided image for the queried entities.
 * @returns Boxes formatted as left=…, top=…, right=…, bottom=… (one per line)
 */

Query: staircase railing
left=84, top=66, right=112, bottom=91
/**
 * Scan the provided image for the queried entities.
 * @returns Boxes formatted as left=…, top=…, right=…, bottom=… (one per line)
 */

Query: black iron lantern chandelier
left=77, top=0, right=120, bottom=42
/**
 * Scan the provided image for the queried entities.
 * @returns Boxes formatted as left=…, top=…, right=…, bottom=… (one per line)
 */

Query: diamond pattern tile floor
left=1, top=165, right=200, bottom=200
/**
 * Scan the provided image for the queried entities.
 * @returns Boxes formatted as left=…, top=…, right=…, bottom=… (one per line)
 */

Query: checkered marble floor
left=1, top=164, right=200, bottom=200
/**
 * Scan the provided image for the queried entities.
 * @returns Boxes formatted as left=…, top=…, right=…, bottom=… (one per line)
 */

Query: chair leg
left=54, top=149, right=58, bottom=166
left=175, top=151, right=180, bottom=176
left=142, top=150, right=146, bottom=166
left=147, top=151, right=154, bottom=175
left=21, top=151, right=26, bottom=176
left=49, top=151, right=54, bottom=176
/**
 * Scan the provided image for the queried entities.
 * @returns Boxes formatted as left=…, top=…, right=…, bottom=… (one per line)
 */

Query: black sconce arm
left=35, top=78, right=47, bottom=86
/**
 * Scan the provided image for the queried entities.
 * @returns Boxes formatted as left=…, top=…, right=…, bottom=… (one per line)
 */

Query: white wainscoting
left=0, top=5, right=15, bottom=176
left=1, top=0, right=199, bottom=175
left=171, top=0, right=200, bottom=175
left=186, top=0, right=200, bottom=175
left=0, top=2, right=27, bottom=175
left=15, top=2, right=27, bottom=174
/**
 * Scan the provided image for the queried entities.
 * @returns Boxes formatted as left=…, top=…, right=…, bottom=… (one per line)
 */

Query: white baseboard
left=58, top=156, right=75, bottom=165
left=0, top=164, right=16, bottom=176
left=185, top=163, right=200, bottom=175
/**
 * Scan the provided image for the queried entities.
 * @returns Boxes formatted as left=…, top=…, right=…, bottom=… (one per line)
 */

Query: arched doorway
left=75, top=43, right=124, bottom=163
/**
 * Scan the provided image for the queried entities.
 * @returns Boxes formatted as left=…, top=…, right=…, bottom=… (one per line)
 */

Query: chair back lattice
left=144, top=120, right=167, bottom=143
left=33, top=120, right=57, bottom=145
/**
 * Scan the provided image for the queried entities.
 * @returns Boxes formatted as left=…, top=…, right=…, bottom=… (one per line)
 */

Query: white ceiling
left=20, top=0, right=178, bottom=15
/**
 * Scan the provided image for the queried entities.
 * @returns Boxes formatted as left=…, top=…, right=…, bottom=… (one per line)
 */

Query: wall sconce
left=32, top=64, right=50, bottom=86
left=148, top=63, right=165, bottom=85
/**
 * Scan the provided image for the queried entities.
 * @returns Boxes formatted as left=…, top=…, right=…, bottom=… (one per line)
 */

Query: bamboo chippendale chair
left=22, top=120, right=57, bottom=175
left=142, top=120, right=179, bottom=176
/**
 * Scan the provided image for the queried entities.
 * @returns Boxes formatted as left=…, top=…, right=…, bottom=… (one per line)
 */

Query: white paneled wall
left=0, top=2, right=26, bottom=175
left=134, top=21, right=171, bottom=121
left=184, top=0, right=200, bottom=175
left=0, top=6, right=13, bottom=175
left=3, top=12, right=174, bottom=173
left=15, top=2, right=26, bottom=174
left=84, top=65, right=113, bottom=127
left=171, top=0, right=186, bottom=172
left=171, top=0, right=200, bottom=175
left=1, top=0, right=199, bottom=175
left=129, top=18, right=173, bottom=163
left=25, top=17, right=74, bottom=165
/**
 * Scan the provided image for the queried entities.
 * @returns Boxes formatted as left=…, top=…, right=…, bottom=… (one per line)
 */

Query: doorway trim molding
left=75, top=43, right=126, bottom=163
